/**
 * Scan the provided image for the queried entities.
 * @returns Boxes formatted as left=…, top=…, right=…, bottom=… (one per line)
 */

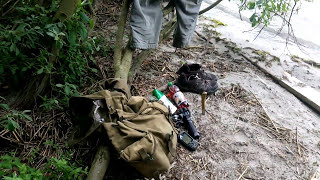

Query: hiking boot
left=177, top=63, right=218, bottom=81
left=176, top=63, right=219, bottom=94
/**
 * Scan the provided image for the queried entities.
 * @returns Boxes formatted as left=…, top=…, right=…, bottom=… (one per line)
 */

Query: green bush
left=0, top=154, right=87, bottom=179
left=0, top=0, right=101, bottom=109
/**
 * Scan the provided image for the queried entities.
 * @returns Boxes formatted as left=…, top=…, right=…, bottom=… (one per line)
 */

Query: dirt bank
left=129, top=22, right=320, bottom=179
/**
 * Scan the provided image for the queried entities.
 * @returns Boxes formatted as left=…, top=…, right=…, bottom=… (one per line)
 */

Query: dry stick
left=15, top=129, right=23, bottom=143
left=36, top=125, right=51, bottom=149
left=205, top=108, right=216, bottom=122
left=202, top=92, right=207, bottom=115
left=0, top=135, right=16, bottom=142
left=0, top=129, right=9, bottom=136
left=28, top=122, right=51, bottom=143
left=195, top=31, right=214, bottom=45
left=296, top=127, right=301, bottom=157
left=251, top=122, right=281, bottom=139
left=237, top=166, right=248, bottom=180
left=12, top=131, right=20, bottom=143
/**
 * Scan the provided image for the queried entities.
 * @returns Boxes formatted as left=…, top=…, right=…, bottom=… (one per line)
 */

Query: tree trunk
left=113, top=0, right=131, bottom=80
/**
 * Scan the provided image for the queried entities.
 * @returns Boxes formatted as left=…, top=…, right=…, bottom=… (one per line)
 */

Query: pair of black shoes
left=176, top=64, right=219, bottom=94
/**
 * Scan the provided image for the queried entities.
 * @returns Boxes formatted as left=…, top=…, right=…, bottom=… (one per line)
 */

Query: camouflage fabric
left=69, top=78, right=177, bottom=178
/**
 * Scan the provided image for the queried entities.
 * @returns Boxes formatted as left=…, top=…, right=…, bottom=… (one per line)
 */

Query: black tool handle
left=182, top=108, right=200, bottom=139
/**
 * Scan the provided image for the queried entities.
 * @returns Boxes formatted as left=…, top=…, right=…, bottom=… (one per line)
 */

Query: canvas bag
left=69, top=79, right=177, bottom=178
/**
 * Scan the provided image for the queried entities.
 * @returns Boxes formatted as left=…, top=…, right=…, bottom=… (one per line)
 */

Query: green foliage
left=0, top=154, right=87, bottom=179
left=0, top=1, right=100, bottom=109
left=40, top=96, right=61, bottom=111
left=54, top=83, right=80, bottom=106
left=201, top=16, right=228, bottom=28
left=0, top=102, right=32, bottom=131
left=239, top=0, right=292, bottom=27
left=290, top=54, right=320, bottom=68
left=0, top=4, right=57, bottom=86
left=203, top=23, right=222, bottom=37
left=45, top=157, right=87, bottom=179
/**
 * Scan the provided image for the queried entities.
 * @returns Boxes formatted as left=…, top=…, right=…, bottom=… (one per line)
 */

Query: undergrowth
left=0, top=0, right=103, bottom=109
left=0, top=153, right=87, bottom=179
left=0, top=1, right=109, bottom=178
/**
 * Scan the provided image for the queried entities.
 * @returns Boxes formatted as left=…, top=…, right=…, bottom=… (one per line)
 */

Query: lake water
left=201, top=0, right=320, bottom=63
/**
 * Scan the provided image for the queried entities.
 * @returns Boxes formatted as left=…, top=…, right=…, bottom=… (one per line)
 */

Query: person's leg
left=130, top=0, right=162, bottom=49
left=173, top=0, right=202, bottom=48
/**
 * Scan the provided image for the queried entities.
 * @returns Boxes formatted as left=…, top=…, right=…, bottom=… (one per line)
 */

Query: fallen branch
left=86, top=146, right=111, bottom=180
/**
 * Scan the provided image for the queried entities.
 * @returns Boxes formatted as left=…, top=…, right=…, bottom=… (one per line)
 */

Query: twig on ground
left=237, top=166, right=248, bottom=180
left=202, top=92, right=207, bottom=115
left=250, top=90, right=279, bottom=133
left=296, top=127, right=301, bottom=157
left=205, top=109, right=216, bottom=123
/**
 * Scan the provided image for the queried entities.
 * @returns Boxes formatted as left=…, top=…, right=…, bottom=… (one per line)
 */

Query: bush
left=0, top=154, right=87, bottom=179
left=0, top=0, right=100, bottom=109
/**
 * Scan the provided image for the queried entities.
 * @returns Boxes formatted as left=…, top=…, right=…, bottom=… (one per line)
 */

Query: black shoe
left=176, top=64, right=219, bottom=94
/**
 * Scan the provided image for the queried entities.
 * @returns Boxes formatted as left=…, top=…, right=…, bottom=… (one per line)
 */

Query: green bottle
left=153, top=89, right=177, bottom=114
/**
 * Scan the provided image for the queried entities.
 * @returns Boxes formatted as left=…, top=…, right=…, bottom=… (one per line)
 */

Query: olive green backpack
left=69, top=79, right=177, bottom=178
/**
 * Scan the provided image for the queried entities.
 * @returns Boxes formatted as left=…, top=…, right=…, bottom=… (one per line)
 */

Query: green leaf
left=56, top=84, right=64, bottom=88
left=37, top=68, right=44, bottom=74
left=7, top=119, right=19, bottom=131
left=22, top=110, right=31, bottom=113
left=68, top=31, right=77, bottom=46
left=249, top=13, right=258, bottom=27
left=9, top=43, right=16, bottom=52
left=56, top=40, right=63, bottom=49
left=89, top=19, right=94, bottom=29
left=64, top=85, right=71, bottom=95
left=0, top=66, right=4, bottom=74
left=57, top=22, right=63, bottom=28
left=0, top=160, right=13, bottom=170
left=79, top=12, right=89, bottom=23
left=256, top=0, right=263, bottom=6
left=79, top=23, right=88, bottom=40
left=15, top=47, right=20, bottom=56
left=248, top=1, right=255, bottom=10
left=91, top=68, right=98, bottom=73
left=44, top=140, right=53, bottom=146
left=0, top=104, right=9, bottom=110
left=24, top=115, right=32, bottom=121
left=282, top=3, right=287, bottom=11
left=16, top=24, right=26, bottom=32
left=21, top=67, right=28, bottom=72
left=46, top=32, right=55, bottom=37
